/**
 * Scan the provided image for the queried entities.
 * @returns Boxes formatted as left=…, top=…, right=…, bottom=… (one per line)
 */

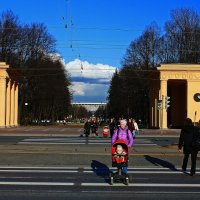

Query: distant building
left=72, top=102, right=106, bottom=112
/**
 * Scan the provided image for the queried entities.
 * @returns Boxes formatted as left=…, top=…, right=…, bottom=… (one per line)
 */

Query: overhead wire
left=1, top=26, right=200, bottom=35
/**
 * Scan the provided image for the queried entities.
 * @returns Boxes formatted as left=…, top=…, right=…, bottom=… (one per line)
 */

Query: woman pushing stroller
left=111, top=119, right=134, bottom=184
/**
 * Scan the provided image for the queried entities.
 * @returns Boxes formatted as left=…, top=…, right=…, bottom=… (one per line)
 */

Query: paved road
left=0, top=167, right=200, bottom=199
left=0, top=126, right=199, bottom=199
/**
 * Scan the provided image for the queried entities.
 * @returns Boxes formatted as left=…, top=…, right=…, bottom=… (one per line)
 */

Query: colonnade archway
left=0, top=62, right=19, bottom=127
left=150, top=64, right=200, bottom=129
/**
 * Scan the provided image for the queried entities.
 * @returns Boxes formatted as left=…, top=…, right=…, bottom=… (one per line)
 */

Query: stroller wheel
left=110, top=176, right=114, bottom=185
left=125, top=177, right=129, bottom=185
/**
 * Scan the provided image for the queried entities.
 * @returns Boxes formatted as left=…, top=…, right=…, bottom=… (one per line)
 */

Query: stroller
left=110, top=139, right=130, bottom=185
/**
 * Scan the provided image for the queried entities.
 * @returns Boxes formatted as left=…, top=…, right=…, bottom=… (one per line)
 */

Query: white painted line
left=42, top=129, right=50, bottom=132
left=0, top=166, right=79, bottom=169
left=23, top=138, right=69, bottom=141
left=60, top=128, right=67, bottom=132
left=18, top=142, right=86, bottom=145
left=81, top=191, right=200, bottom=194
left=81, top=183, right=200, bottom=187
left=0, top=170, right=78, bottom=173
left=24, top=129, right=34, bottom=132
left=82, top=170, right=186, bottom=174
left=19, top=142, right=157, bottom=146
left=134, top=144, right=157, bottom=146
left=0, top=182, right=74, bottom=186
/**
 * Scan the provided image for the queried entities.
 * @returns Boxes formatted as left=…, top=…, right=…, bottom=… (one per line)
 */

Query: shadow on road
left=144, top=155, right=178, bottom=171
left=91, top=160, right=111, bottom=183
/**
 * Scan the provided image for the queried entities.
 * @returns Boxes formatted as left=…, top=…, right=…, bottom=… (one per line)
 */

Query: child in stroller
left=110, top=139, right=129, bottom=185
left=114, top=144, right=127, bottom=163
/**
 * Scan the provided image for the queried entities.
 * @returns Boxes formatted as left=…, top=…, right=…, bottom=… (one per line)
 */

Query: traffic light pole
left=155, top=98, right=157, bottom=127
left=161, top=95, right=164, bottom=130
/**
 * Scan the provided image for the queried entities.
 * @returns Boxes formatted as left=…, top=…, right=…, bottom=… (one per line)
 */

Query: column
left=0, top=77, right=6, bottom=127
left=160, top=80, right=168, bottom=129
left=6, top=79, right=11, bottom=127
left=10, top=81, right=15, bottom=127
left=14, top=82, right=18, bottom=126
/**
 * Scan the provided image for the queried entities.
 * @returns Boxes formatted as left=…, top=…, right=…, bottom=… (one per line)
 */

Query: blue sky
left=1, top=0, right=200, bottom=103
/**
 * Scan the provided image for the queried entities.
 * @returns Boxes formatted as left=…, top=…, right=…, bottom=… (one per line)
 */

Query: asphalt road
left=0, top=126, right=199, bottom=199
left=0, top=167, right=200, bottom=200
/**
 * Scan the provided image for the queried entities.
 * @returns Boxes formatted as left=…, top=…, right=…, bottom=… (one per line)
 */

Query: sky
left=0, top=0, right=200, bottom=103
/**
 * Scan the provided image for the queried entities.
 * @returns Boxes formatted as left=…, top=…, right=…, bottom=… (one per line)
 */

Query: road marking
left=0, top=182, right=74, bottom=186
left=60, top=128, right=67, bottom=132
left=18, top=141, right=157, bottom=146
left=0, top=170, right=78, bottom=173
left=42, top=129, right=50, bottom=132
left=81, top=183, right=200, bottom=187
left=23, top=138, right=70, bottom=141
left=18, top=142, right=86, bottom=145
left=24, top=128, right=34, bottom=132
left=83, top=170, right=193, bottom=174
left=81, top=190, right=200, bottom=194
left=0, top=166, right=79, bottom=169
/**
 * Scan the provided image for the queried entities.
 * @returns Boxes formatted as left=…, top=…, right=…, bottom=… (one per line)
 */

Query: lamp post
left=25, top=102, right=28, bottom=125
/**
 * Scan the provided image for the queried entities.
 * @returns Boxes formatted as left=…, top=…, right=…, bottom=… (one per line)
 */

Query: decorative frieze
left=160, top=72, right=200, bottom=80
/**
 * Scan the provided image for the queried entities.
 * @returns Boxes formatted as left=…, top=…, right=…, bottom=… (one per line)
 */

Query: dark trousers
left=182, top=152, right=197, bottom=173
left=110, top=129, right=114, bottom=137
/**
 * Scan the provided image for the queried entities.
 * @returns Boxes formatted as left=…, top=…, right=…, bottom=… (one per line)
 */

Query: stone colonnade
left=0, top=62, right=18, bottom=127
left=150, top=64, right=200, bottom=129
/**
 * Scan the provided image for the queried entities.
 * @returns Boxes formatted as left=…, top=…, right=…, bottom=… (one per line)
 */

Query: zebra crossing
left=18, top=136, right=157, bottom=146
left=0, top=166, right=199, bottom=188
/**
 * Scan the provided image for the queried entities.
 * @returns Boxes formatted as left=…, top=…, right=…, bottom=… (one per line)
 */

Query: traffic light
left=157, top=100, right=162, bottom=110
left=165, top=96, right=170, bottom=109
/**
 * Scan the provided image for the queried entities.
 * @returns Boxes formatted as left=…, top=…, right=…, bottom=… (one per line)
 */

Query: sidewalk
left=0, top=127, right=181, bottom=137
left=138, top=129, right=180, bottom=137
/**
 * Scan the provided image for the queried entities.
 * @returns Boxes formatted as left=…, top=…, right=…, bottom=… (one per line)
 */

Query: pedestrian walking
left=109, top=117, right=116, bottom=138
left=127, top=118, right=134, bottom=136
left=132, top=119, right=139, bottom=138
left=81, top=118, right=91, bottom=137
left=112, top=119, right=134, bottom=174
left=91, top=117, right=98, bottom=137
left=178, top=118, right=199, bottom=176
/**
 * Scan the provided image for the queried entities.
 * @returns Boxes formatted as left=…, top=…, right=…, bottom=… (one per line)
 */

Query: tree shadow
left=144, top=155, right=178, bottom=171
left=91, top=160, right=111, bottom=183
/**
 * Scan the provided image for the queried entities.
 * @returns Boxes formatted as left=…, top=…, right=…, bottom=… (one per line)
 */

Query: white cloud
left=70, top=82, right=108, bottom=97
left=65, top=59, right=116, bottom=82
left=65, top=59, right=118, bottom=102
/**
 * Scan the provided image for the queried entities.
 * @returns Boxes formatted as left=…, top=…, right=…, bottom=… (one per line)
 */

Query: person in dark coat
left=83, top=118, right=91, bottom=137
left=109, top=117, right=116, bottom=138
left=178, top=118, right=198, bottom=176
left=91, top=118, right=98, bottom=137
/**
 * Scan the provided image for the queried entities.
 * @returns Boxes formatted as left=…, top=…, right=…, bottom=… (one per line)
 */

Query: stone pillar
left=160, top=80, right=168, bottom=129
left=10, top=81, right=15, bottom=127
left=187, top=80, right=200, bottom=123
left=14, top=83, right=18, bottom=126
left=0, top=77, right=6, bottom=127
left=6, top=79, right=11, bottom=127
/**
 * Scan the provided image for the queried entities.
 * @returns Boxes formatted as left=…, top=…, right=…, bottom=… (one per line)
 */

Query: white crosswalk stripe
left=0, top=166, right=199, bottom=188
left=18, top=137, right=157, bottom=146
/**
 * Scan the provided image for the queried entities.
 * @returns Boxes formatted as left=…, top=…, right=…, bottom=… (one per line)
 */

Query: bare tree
left=164, top=8, right=200, bottom=63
